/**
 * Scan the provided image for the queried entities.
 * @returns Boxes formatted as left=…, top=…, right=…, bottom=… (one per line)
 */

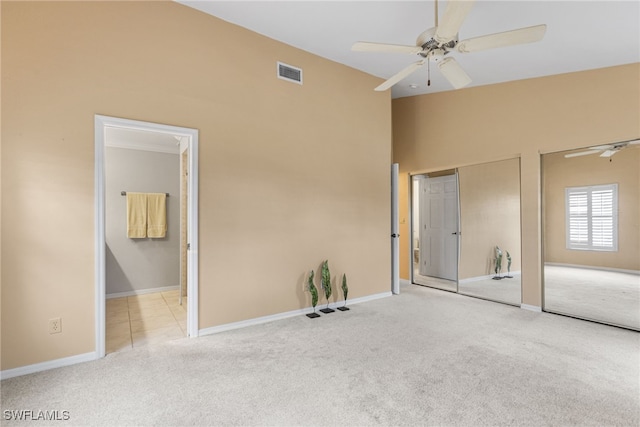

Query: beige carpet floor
left=413, top=266, right=522, bottom=305
left=544, top=264, right=640, bottom=330
left=458, top=275, right=521, bottom=306
left=414, top=264, right=639, bottom=331
left=1, top=284, right=638, bottom=426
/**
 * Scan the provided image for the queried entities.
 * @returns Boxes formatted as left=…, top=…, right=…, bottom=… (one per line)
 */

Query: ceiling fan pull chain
left=427, top=58, right=431, bottom=86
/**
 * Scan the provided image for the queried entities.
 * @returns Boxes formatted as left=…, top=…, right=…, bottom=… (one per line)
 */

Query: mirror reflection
left=457, top=159, right=522, bottom=305
left=411, top=158, right=522, bottom=306
left=412, top=171, right=458, bottom=292
left=543, top=141, right=640, bottom=330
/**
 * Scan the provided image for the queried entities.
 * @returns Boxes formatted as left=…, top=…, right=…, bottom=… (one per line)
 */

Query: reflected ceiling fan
left=352, top=0, right=547, bottom=91
left=564, top=139, right=640, bottom=158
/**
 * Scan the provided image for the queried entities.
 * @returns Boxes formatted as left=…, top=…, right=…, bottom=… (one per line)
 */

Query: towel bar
left=121, top=191, right=170, bottom=197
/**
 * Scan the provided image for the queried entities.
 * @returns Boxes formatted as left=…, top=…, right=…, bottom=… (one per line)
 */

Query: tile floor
left=106, top=290, right=187, bottom=354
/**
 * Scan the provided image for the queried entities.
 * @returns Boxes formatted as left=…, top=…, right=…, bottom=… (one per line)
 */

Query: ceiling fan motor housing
left=417, top=27, right=457, bottom=60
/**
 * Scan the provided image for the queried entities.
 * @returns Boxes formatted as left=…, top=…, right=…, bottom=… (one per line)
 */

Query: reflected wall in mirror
left=542, top=142, right=640, bottom=330
left=457, top=158, right=522, bottom=305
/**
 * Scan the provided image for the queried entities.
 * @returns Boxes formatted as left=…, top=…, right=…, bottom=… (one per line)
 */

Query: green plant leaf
left=321, top=260, right=332, bottom=301
left=342, top=273, right=348, bottom=302
left=307, top=270, right=318, bottom=308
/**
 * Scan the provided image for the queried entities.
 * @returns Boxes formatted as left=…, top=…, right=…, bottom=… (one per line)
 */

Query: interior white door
left=419, top=174, right=458, bottom=280
left=391, top=163, right=400, bottom=294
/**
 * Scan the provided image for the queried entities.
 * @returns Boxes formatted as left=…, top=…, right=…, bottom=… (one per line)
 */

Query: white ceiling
left=106, top=127, right=181, bottom=154
left=177, top=1, right=640, bottom=98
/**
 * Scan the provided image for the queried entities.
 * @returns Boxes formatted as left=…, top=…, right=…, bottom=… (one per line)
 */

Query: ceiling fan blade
left=352, top=41, right=422, bottom=54
left=375, top=60, right=426, bottom=91
left=437, top=57, right=472, bottom=89
left=564, top=150, right=602, bottom=158
left=600, top=150, right=618, bottom=158
left=456, top=24, right=547, bottom=53
left=434, top=0, right=475, bottom=44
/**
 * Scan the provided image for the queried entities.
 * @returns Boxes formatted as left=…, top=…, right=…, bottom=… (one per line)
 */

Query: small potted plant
left=319, top=260, right=335, bottom=314
left=337, top=273, right=350, bottom=311
left=504, top=250, right=513, bottom=278
left=492, top=246, right=503, bottom=280
left=306, top=270, right=320, bottom=318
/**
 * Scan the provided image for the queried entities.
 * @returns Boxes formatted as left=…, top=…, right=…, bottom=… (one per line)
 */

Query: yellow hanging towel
left=126, top=193, right=147, bottom=238
left=147, top=193, right=167, bottom=238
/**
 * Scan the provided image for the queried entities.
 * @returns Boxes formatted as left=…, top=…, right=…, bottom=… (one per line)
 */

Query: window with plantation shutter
left=565, top=184, right=617, bottom=251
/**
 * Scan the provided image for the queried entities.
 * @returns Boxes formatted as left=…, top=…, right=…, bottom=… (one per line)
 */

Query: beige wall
left=394, top=63, right=640, bottom=306
left=1, top=2, right=391, bottom=371
left=543, top=147, right=639, bottom=271
left=458, top=159, right=521, bottom=280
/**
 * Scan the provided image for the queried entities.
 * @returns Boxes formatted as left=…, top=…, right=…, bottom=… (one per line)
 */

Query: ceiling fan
left=352, top=0, right=547, bottom=91
left=564, top=139, right=640, bottom=158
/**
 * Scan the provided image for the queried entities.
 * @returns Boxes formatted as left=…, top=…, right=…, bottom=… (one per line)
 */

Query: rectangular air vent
left=277, top=61, right=303, bottom=85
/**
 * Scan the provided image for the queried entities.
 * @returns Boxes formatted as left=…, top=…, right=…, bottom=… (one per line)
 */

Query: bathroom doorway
left=95, top=115, right=199, bottom=357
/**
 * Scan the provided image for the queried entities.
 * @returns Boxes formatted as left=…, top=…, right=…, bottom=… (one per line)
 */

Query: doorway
left=411, top=171, right=459, bottom=292
left=95, top=115, right=199, bottom=358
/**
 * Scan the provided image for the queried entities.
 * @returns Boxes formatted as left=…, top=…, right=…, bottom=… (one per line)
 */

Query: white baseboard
left=400, top=279, right=411, bottom=286
left=521, top=304, right=542, bottom=312
left=2, top=291, right=392, bottom=380
left=0, top=352, right=97, bottom=381
left=544, top=263, right=639, bottom=276
left=199, top=291, right=393, bottom=337
left=459, top=271, right=521, bottom=284
left=106, top=285, right=179, bottom=299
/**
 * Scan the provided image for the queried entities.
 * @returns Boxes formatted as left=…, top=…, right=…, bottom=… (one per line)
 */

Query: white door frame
left=94, top=115, right=199, bottom=358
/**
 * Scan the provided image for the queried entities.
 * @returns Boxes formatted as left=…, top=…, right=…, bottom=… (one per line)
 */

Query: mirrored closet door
left=542, top=141, right=640, bottom=330
left=457, top=158, right=522, bottom=306
left=411, top=158, right=522, bottom=306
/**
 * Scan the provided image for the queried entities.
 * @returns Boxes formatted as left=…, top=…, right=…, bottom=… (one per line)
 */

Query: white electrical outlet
left=49, top=317, right=62, bottom=334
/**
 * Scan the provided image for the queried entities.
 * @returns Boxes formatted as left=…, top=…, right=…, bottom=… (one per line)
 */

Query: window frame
left=565, top=183, right=618, bottom=252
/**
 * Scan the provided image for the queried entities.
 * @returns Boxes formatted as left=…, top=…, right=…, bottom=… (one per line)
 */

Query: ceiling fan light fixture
left=428, top=48, right=446, bottom=62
